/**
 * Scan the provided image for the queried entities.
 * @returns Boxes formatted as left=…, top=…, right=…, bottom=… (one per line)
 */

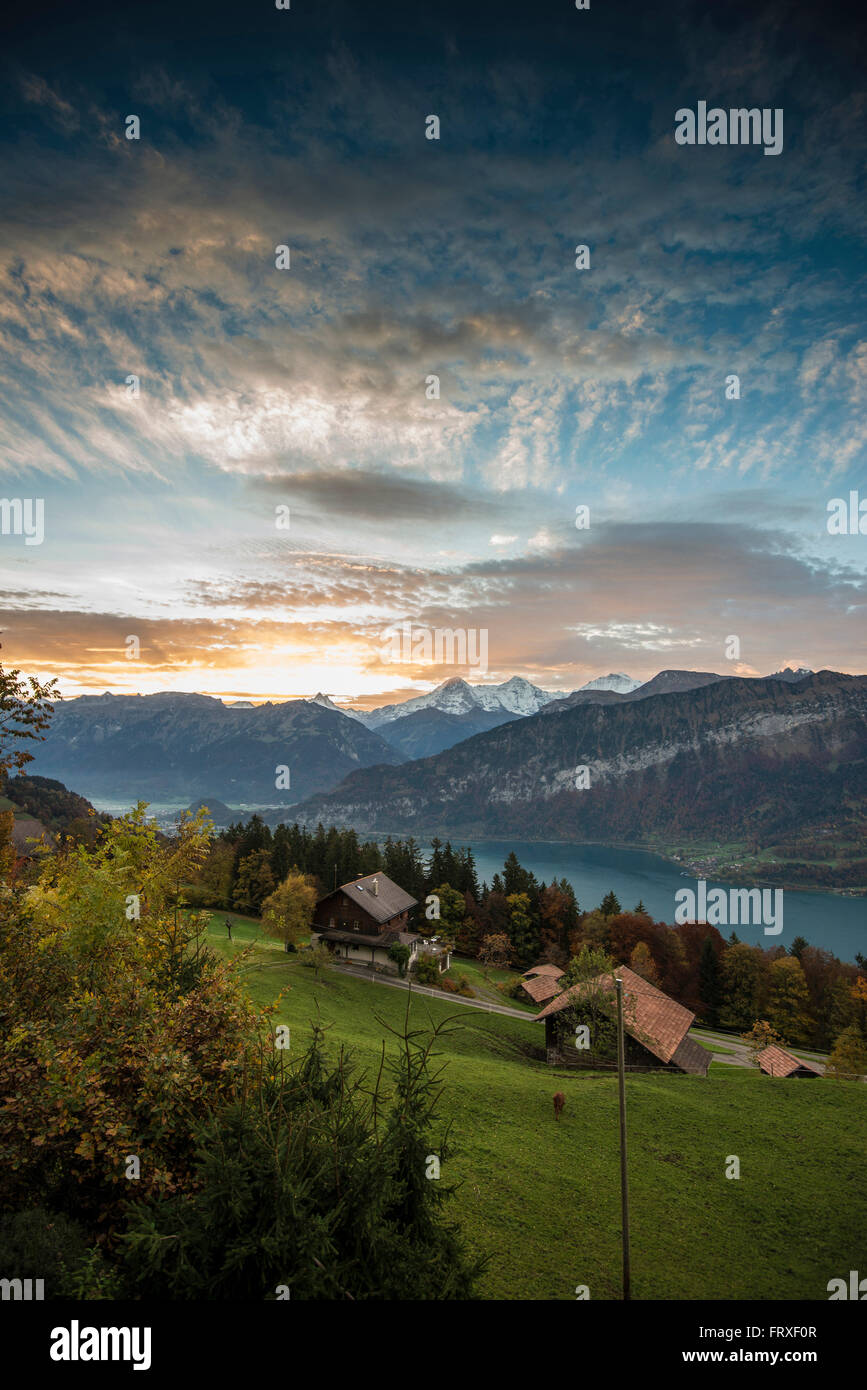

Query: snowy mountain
left=765, top=667, right=814, bottom=683
left=578, top=672, right=641, bottom=694
left=360, top=676, right=558, bottom=729
left=308, top=692, right=366, bottom=721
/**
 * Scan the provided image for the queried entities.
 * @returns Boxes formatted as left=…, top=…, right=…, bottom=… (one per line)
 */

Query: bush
left=415, top=956, right=440, bottom=987
left=121, top=1021, right=486, bottom=1299
left=0, top=1208, right=118, bottom=1299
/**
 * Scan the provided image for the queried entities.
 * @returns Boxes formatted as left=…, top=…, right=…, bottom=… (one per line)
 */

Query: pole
left=615, top=976, right=631, bottom=1301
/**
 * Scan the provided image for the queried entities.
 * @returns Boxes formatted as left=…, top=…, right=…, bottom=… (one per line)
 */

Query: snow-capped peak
left=764, top=667, right=814, bottom=683
left=308, top=693, right=366, bottom=720
left=363, top=676, right=557, bottom=727
left=578, top=672, right=642, bottom=694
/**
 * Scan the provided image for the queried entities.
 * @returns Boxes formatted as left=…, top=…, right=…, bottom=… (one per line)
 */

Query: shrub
left=415, top=956, right=440, bottom=987
left=121, top=1020, right=486, bottom=1299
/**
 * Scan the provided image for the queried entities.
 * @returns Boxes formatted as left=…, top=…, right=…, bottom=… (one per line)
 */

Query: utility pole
left=615, top=976, right=631, bottom=1301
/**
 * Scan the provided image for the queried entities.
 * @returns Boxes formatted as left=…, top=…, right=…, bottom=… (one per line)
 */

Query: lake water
left=467, top=840, right=866, bottom=967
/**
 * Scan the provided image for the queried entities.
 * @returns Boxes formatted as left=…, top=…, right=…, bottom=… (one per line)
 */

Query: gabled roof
left=317, top=872, right=417, bottom=926
left=524, top=964, right=565, bottom=979
left=756, top=1045, right=822, bottom=1078
left=521, top=973, right=564, bottom=1003
left=534, top=965, right=699, bottom=1069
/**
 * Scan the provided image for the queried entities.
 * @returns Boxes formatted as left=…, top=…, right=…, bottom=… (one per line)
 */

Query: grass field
left=204, top=918, right=866, bottom=1301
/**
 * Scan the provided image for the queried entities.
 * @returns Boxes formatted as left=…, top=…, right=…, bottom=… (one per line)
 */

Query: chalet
left=311, top=872, right=450, bottom=975
left=519, top=964, right=564, bottom=1005
left=756, top=1044, right=822, bottom=1078
left=534, top=965, right=709, bottom=1075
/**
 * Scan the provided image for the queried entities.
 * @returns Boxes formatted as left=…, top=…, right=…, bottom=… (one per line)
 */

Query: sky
left=1, top=0, right=865, bottom=708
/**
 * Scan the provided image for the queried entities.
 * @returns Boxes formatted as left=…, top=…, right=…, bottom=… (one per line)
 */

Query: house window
left=328, top=917, right=335, bottom=929
left=353, top=920, right=359, bottom=930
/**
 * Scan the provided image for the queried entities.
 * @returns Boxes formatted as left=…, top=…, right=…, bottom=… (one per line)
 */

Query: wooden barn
left=534, top=965, right=709, bottom=1075
left=519, top=963, right=564, bottom=1005
left=756, top=1044, right=822, bottom=1078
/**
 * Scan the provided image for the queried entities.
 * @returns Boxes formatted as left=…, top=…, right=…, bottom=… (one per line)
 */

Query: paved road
left=332, top=966, right=833, bottom=1072
left=331, top=962, right=535, bottom=1021
left=690, top=1028, right=828, bottom=1073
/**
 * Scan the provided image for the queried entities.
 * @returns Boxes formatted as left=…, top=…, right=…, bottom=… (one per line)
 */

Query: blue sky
left=1, top=0, right=865, bottom=704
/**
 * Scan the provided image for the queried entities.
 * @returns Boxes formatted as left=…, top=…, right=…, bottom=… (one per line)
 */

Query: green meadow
left=205, top=915, right=866, bottom=1302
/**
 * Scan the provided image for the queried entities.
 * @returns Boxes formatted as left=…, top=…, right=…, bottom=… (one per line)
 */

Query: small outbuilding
left=756, top=1045, right=822, bottom=1078
left=519, top=964, right=564, bottom=1004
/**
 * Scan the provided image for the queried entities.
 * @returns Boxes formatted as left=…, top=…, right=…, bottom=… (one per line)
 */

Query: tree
left=629, top=941, right=661, bottom=986
left=633, top=900, right=648, bottom=916
left=789, top=935, right=809, bottom=961
left=232, top=849, right=275, bottom=915
left=0, top=806, right=262, bottom=1236
left=766, top=956, right=813, bottom=1045
left=478, top=933, right=512, bottom=973
left=388, top=943, right=411, bottom=978
left=0, top=655, right=58, bottom=780
left=120, top=1015, right=486, bottom=1300
left=741, top=1019, right=786, bottom=1064
left=563, top=943, right=617, bottom=987
left=261, top=869, right=317, bottom=951
left=599, top=891, right=622, bottom=918
left=505, top=892, right=539, bottom=970
left=427, top=883, right=468, bottom=944
left=698, top=935, right=722, bottom=1026
left=302, top=942, right=333, bottom=977
left=720, top=944, right=767, bottom=1030
left=825, top=1025, right=867, bottom=1080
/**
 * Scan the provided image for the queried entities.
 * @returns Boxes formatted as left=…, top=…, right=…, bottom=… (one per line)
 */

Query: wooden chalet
left=312, top=872, right=435, bottom=974
left=534, top=965, right=709, bottom=1075
left=756, top=1044, right=822, bottom=1078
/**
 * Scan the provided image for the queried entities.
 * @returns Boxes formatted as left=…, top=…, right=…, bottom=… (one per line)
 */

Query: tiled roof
left=521, top=974, right=563, bottom=1003
left=317, top=872, right=417, bottom=926
left=524, top=964, right=565, bottom=979
left=756, top=1044, right=822, bottom=1077
left=534, top=965, right=696, bottom=1066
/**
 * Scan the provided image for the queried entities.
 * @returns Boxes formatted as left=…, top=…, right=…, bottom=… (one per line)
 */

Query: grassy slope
left=204, top=918, right=866, bottom=1301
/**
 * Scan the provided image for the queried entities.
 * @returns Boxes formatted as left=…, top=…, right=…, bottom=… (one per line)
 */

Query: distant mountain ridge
left=29, top=691, right=406, bottom=804
left=289, top=670, right=867, bottom=846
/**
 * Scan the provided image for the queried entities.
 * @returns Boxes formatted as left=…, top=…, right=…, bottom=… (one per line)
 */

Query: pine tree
left=698, top=935, right=722, bottom=1026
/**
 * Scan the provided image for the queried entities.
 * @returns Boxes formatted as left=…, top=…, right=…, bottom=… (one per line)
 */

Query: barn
left=756, top=1044, right=822, bottom=1078
left=534, top=965, right=709, bottom=1075
left=519, top=963, right=564, bottom=1005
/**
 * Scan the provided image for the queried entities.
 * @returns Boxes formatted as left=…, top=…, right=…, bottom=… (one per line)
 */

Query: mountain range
left=28, top=691, right=406, bottom=804
left=289, top=670, right=867, bottom=847
left=29, top=666, right=829, bottom=811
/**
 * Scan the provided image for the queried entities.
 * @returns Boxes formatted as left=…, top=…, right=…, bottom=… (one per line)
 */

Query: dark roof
left=317, top=927, right=421, bottom=949
left=756, top=1045, right=822, bottom=1078
left=670, top=1033, right=711, bottom=1077
left=317, top=872, right=417, bottom=926
left=534, top=965, right=698, bottom=1068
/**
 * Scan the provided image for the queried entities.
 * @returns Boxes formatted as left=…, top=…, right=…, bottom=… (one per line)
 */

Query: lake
left=467, top=840, right=866, bottom=966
